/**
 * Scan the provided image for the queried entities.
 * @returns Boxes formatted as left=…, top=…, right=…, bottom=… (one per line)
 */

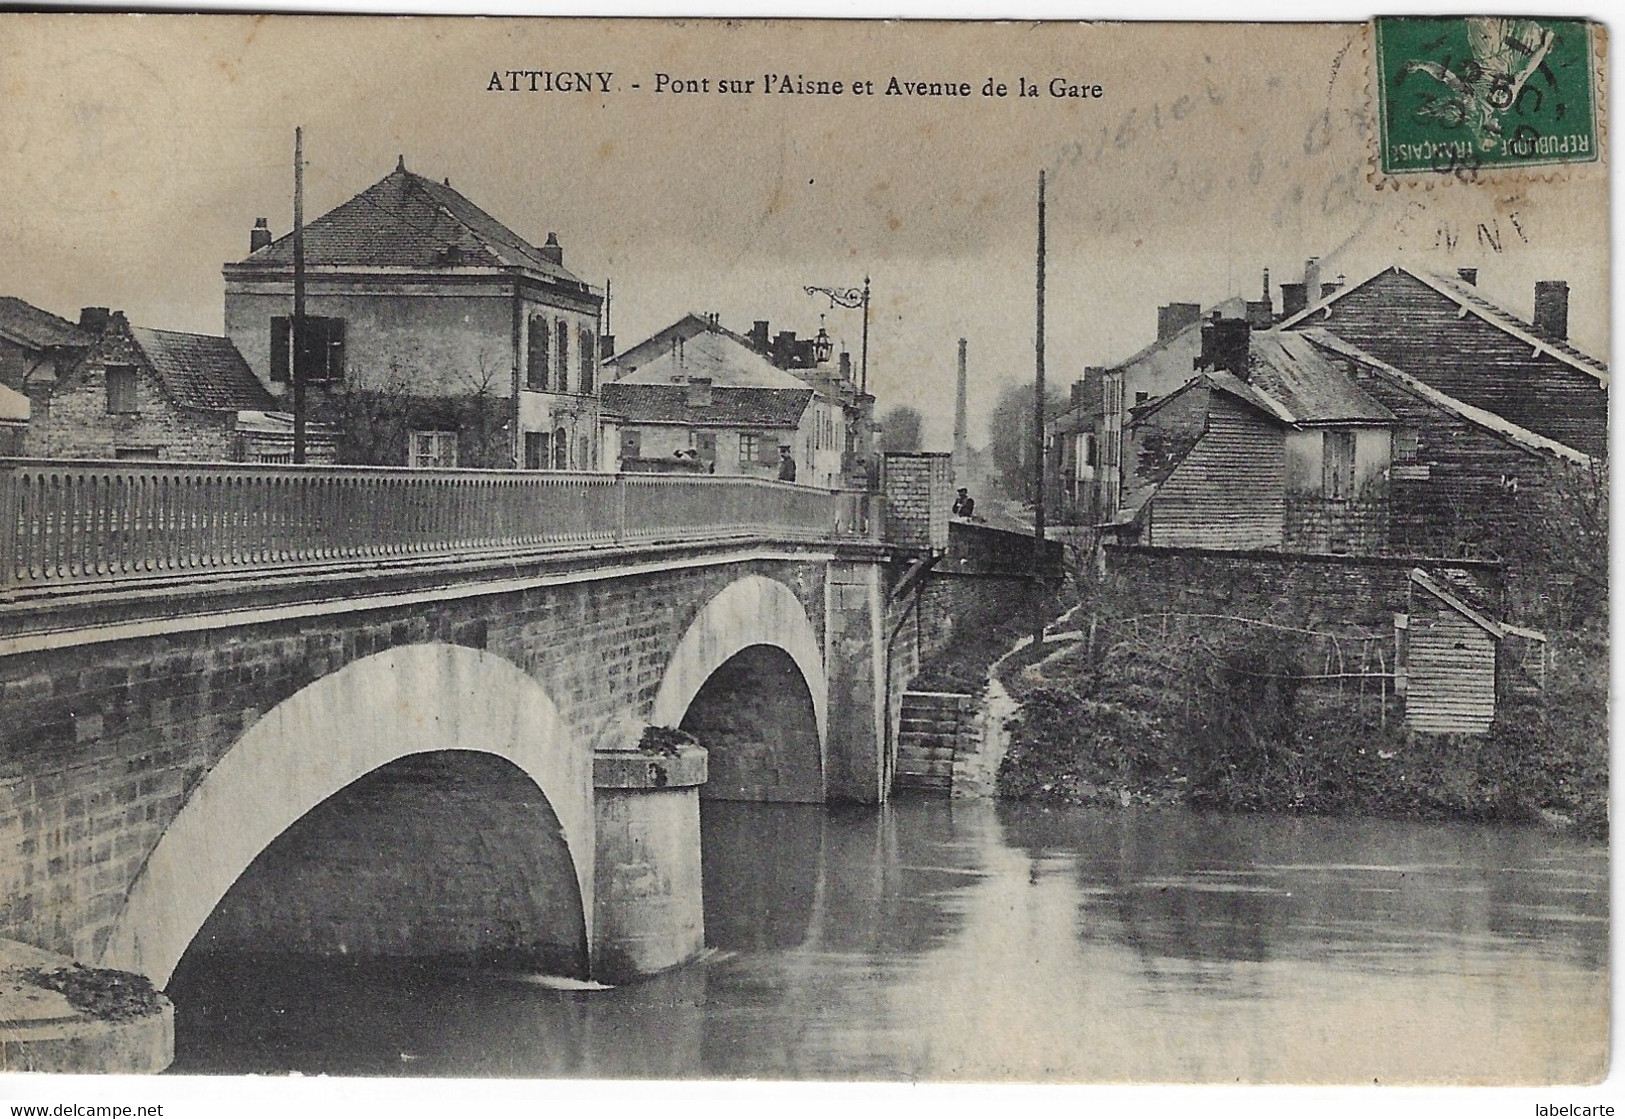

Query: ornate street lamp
left=804, top=277, right=871, bottom=392
left=811, top=315, right=835, bottom=365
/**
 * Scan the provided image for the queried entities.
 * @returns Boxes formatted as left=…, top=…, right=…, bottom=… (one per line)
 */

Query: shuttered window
left=105, top=366, right=138, bottom=414
left=1323, top=430, right=1356, bottom=500
left=555, top=321, right=570, bottom=394
left=270, top=316, right=345, bottom=382
left=527, top=318, right=550, bottom=391
left=270, top=317, right=290, bottom=383
left=579, top=327, right=595, bottom=394
left=621, top=430, right=641, bottom=460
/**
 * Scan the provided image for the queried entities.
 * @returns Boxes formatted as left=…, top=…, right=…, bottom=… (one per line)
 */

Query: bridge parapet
left=0, top=459, right=880, bottom=597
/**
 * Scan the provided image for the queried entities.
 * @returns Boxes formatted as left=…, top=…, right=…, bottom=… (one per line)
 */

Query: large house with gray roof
left=224, top=157, right=604, bottom=470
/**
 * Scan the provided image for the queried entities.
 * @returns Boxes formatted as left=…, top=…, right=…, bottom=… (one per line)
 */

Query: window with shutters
left=105, top=366, right=138, bottom=414
left=578, top=327, right=595, bottom=394
left=555, top=320, right=570, bottom=394
left=527, top=317, right=550, bottom=391
left=621, top=429, right=641, bottom=460
left=270, top=316, right=346, bottom=383
left=409, top=430, right=458, bottom=469
left=1323, top=430, right=1356, bottom=500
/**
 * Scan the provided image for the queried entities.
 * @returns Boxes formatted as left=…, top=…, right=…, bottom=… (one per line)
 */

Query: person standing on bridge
left=777, top=445, right=797, bottom=483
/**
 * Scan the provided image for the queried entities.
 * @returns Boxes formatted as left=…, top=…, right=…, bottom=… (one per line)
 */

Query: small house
left=30, top=311, right=335, bottom=463
left=1106, top=316, right=1395, bottom=553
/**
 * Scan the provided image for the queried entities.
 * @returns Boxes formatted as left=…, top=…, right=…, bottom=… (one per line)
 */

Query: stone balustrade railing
left=0, top=459, right=881, bottom=593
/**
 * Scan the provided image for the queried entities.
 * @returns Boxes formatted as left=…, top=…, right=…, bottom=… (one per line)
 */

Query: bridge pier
left=590, top=745, right=708, bottom=984
left=824, top=561, right=889, bottom=803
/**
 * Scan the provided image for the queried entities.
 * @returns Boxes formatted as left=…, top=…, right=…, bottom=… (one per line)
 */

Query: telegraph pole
left=1031, top=169, right=1047, bottom=650
left=292, top=126, right=307, bottom=464
left=859, top=275, right=871, bottom=395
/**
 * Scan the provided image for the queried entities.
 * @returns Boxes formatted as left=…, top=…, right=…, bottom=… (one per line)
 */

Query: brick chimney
left=1533, top=281, right=1569, bottom=341
left=599, top=334, right=616, bottom=360
left=1456, top=267, right=1478, bottom=286
left=750, top=320, right=770, bottom=353
left=1245, top=267, right=1274, bottom=328
left=1280, top=282, right=1308, bottom=319
left=540, top=232, right=563, bottom=267
left=79, top=307, right=111, bottom=334
left=250, top=217, right=272, bottom=253
left=685, top=376, right=713, bottom=408
left=1320, top=274, right=1346, bottom=299
left=1157, top=302, right=1202, bottom=342
left=1195, top=313, right=1251, bottom=380
left=839, top=351, right=852, bottom=382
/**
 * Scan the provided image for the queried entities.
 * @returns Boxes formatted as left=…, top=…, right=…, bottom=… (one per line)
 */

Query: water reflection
left=169, top=798, right=1607, bottom=1083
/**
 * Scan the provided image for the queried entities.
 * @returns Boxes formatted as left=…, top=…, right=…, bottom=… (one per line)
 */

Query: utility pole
left=292, top=126, right=307, bottom=465
left=1031, top=169, right=1047, bottom=650
left=953, top=337, right=968, bottom=481
left=859, top=275, right=871, bottom=395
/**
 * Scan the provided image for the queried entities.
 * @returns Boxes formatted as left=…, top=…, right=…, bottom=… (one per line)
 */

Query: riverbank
left=994, top=619, right=1608, bottom=839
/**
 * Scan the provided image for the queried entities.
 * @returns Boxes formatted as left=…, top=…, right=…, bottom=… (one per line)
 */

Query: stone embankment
left=0, top=938, right=172, bottom=1073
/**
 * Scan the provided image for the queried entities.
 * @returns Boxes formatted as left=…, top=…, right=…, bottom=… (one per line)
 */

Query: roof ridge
left=1301, top=328, right=1593, bottom=465
left=1281, top=264, right=1607, bottom=382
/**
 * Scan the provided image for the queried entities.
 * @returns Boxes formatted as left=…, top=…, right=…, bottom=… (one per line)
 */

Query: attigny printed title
left=485, top=70, right=1104, bottom=99
left=489, top=70, right=614, bottom=92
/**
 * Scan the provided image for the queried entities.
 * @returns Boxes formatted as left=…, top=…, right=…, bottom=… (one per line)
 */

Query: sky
left=0, top=17, right=1608, bottom=450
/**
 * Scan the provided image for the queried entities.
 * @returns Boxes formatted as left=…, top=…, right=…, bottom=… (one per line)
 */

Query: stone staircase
left=894, top=691, right=980, bottom=794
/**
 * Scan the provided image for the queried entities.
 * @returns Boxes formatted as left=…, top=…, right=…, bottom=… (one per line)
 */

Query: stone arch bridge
left=0, top=462, right=925, bottom=994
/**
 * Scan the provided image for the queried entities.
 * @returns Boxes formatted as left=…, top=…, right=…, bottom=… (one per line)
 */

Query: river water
left=167, top=798, right=1607, bottom=1083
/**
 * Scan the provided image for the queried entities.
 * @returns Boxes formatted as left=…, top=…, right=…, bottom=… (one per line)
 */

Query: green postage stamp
left=1375, top=15, right=1599, bottom=176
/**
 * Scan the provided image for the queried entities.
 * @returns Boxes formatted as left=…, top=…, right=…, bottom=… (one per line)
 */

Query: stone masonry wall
left=881, top=452, right=952, bottom=550
left=1283, top=497, right=1389, bottom=555
left=1102, top=544, right=1505, bottom=633
left=0, top=556, right=827, bottom=965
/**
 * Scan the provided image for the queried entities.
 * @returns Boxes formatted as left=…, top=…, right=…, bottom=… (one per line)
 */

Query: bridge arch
left=99, top=643, right=593, bottom=989
left=653, top=575, right=828, bottom=801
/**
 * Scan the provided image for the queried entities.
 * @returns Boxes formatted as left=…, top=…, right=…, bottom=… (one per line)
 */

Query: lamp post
left=804, top=278, right=870, bottom=392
